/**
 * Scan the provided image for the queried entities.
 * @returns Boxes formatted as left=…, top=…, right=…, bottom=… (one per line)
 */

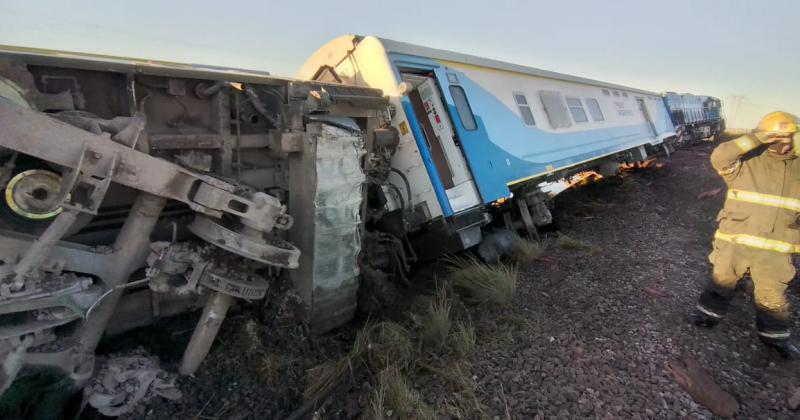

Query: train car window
left=513, top=92, right=536, bottom=126
left=585, top=98, right=605, bottom=122
left=449, top=85, right=477, bottom=130
left=612, top=90, right=620, bottom=97
left=539, top=90, right=573, bottom=128
left=566, top=97, right=589, bottom=123
left=622, top=92, right=629, bottom=98
left=602, top=89, right=610, bottom=96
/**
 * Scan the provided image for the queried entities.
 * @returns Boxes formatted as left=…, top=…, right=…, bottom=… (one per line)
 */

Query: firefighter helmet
left=756, top=111, right=799, bottom=135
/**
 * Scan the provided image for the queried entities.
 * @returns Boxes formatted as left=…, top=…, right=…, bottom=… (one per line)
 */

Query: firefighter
left=688, top=111, right=800, bottom=359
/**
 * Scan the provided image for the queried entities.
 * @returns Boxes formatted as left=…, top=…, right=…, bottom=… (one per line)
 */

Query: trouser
left=697, top=240, right=797, bottom=341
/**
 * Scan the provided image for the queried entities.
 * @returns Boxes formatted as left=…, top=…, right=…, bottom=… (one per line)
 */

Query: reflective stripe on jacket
left=712, top=134, right=800, bottom=249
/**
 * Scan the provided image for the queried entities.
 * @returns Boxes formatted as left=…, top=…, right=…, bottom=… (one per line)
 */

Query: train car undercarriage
left=0, top=50, right=399, bottom=403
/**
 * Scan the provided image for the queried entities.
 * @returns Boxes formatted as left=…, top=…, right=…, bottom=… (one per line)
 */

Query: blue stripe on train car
left=389, top=53, right=672, bottom=207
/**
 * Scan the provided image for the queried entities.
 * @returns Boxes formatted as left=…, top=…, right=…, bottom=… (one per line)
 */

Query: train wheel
left=0, top=165, right=67, bottom=234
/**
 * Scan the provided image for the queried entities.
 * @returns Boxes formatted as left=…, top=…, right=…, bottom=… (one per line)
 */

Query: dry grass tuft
left=243, top=319, right=264, bottom=354
left=508, top=237, right=547, bottom=265
left=431, top=360, right=490, bottom=420
left=498, top=313, right=535, bottom=333
left=496, top=313, right=537, bottom=345
left=367, top=378, right=388, bottom=420
left=450, top=319, right=476, bottom=358
left=368, top=321, right=415, bottom=371
left=411, top=284, right=452, bottom=350
left=259, top=354, right=280, bottom=384
left=303, top=358, right=350, bottom=401
left=303, top=322, right=374, bottom=400
left=447, top=256, right=518, bottom=307
left=554, top=233, right=597, bottom=252
left=371, top=367, right=436, bottom=420
left=436, top=359, right=475, bottom=391
left=259, top=353, right=298, bottom=386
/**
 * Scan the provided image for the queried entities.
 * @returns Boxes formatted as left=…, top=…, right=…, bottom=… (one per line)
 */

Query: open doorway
left=636, top=98, right=657, bottom=137
left=400, top=72, right=481, bottom=213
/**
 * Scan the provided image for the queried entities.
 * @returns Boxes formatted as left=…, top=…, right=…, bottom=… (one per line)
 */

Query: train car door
left=636, top=98, right=657, bottom=137
left=407, top=77, right=481, bottom=213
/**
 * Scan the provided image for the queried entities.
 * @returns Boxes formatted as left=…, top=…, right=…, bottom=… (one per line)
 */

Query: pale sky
left=0, top=0, right=797, bottom=128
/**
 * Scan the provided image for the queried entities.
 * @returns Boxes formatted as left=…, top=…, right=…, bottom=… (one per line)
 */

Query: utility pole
left=728, top=95, right=745, bottom=128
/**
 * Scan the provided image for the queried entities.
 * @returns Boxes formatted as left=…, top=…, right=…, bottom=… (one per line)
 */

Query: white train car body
left=300, top=35, right=675, bottom=240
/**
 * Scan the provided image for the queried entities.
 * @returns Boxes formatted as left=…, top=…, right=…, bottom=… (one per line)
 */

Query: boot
left=695, top=282, right=734, bottom=327
left=687, top=308, right=720, bottom=328
left=755, top=308, right=796, bottom=360
left=758, top=337, right=800, bottom=360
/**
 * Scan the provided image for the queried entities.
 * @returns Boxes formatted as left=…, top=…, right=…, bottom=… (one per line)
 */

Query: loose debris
left=643, top=286, right=671, bottom=298
left=696, top=188, right=722, bottom=199
left=665, top=355, right=739, bottom=417
left=84, top=349, right=181, bottom=417
left=789, top=388, right=800, bottom=411
left=476, top=229, right=519, bottom=264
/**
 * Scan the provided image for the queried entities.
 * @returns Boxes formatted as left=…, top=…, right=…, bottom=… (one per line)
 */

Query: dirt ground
left=92, top=142, right=800, bottom=419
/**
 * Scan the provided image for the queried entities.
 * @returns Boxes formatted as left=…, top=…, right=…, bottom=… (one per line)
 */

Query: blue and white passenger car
left=300, top=35, right=676, bottom=248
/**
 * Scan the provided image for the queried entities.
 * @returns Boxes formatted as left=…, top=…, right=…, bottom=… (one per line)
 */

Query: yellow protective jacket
left=711, top=134, right=800, bottom=253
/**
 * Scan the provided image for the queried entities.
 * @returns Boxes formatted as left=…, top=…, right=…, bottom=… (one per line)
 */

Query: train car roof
left=663, top=91, right=720, bottom=100
left=372, top=36, right=661, bottom=97
left=0, top=44, right=296, bottom=85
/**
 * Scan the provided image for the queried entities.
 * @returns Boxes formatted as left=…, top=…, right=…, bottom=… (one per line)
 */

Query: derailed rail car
left=662, top=92, right=725, bottom=145
left=299, top=35, right=677, bottom=245
left=0, top=35, right=688, bottom=410
left=0, top=46, right=397, bottom=403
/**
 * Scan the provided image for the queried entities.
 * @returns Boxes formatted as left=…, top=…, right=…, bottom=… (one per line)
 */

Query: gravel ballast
left=94, top=143, right=800, bottom=419
left=454, top=144, right=800, bottom=419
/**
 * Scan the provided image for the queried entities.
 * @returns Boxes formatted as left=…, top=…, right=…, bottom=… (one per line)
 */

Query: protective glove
left=752, top=130, right=780, bottom=144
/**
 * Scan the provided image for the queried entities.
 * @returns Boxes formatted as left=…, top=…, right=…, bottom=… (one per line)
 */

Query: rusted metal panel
left=149, top=133, right=271, bottom=150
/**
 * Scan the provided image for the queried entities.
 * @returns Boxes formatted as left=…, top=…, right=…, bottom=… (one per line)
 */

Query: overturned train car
left=0, top=46, right=396, bottom=397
